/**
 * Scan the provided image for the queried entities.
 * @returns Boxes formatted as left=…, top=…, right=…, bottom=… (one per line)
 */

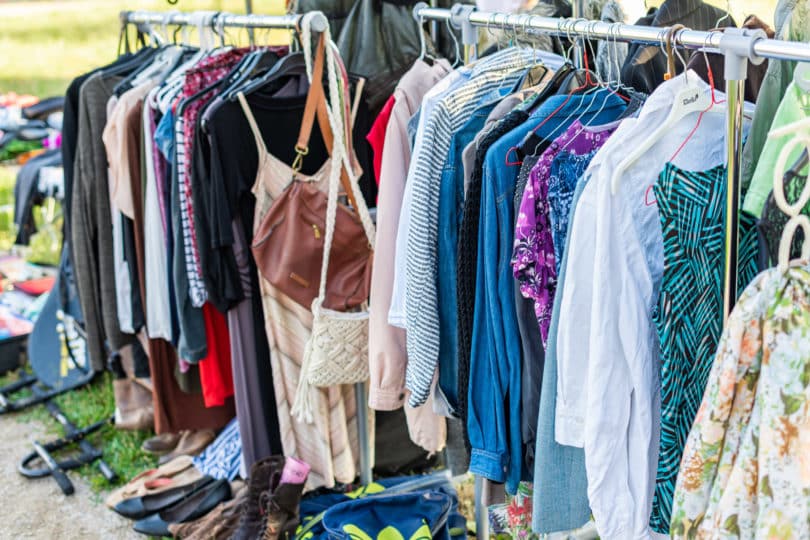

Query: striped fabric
left=172, top=117, right=207, bottom=307
left=192, top=418, right=243, bottom=481
left=649, top=163, right=759, bottom=533
left=403, top=48, right=540, bottom=407
left=175, top=50, right=247, bottom=308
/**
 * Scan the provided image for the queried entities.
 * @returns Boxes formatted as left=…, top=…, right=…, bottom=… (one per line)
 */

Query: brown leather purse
left=251, top=33, right=373, bottom=311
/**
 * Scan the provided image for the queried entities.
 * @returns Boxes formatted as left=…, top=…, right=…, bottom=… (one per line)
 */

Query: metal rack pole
left=719, top=27, right=766, bottom=320
left=412, top=6, right=810, bottom=64
left=121, top=10, right=327, bottom=33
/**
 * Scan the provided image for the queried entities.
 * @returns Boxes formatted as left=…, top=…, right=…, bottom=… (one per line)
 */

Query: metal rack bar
left=120, top=10, right=327, bottom=33
left=412, top=6, right=810, bottom=63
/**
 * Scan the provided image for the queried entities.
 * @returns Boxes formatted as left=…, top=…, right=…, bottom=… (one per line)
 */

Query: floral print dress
left=671, top=266, right=810, bottom=539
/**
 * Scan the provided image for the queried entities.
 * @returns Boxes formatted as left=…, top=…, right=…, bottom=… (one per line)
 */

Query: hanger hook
left=418, top=13, right=427, bottom=61
left=715, top=0, right=732, bottom=28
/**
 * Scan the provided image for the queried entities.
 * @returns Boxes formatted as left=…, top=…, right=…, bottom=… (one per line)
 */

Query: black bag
left=336, top=0, right=428, bottom=114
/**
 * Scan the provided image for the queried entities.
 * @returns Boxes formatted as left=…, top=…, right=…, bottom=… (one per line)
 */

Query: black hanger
left=219, top=48, right=289, bottom=101
left=101, top=46, right=160, bottom=79
left=225, top=52, right=308, bottom=102
left=111, top=44, right=178, bottom=96
left=521, top=63, right=575, bottom=113
left=512, top=65, right=582, bottom=159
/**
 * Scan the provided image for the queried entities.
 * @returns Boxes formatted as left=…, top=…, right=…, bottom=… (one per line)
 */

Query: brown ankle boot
left=232, top=456, right=285, bottom=540
left=262, top=480, right=306, bottom=540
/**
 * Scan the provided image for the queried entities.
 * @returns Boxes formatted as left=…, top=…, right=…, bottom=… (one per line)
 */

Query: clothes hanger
left=445, top=18, right=462, bottom=68
left=770, top=128, right=810, bottom=271
left=668, top=29, right=725, bottom=162
left=714, top=0, right=732, bottom=29
left=538, top=21, right=609, bottom=145
left=556, top=23, right=629, bottom=153
left=507, top=20, right=600, bottom=164
left=609, top=26, right=712, bottom=194
left=417, top=12, right=439, bottom=66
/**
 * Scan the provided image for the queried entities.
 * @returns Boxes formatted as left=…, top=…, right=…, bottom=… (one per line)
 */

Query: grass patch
left=0, top=0, right=287, bottom=97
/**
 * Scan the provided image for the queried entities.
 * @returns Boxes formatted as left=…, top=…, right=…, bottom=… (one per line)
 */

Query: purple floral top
left=511, top=120, right=617, bottom=344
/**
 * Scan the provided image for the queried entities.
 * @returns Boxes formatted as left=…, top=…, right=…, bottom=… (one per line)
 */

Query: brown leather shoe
left=262, top=480, right=306, bottom=540
left=142, top=432, right=182, bottom=455
left=158, top=429, right=217, bottom=464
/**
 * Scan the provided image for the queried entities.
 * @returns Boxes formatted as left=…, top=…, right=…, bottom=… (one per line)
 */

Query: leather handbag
left=250, top=32, right=373, bottom=312
left=290, top=20, right=376, bottom=424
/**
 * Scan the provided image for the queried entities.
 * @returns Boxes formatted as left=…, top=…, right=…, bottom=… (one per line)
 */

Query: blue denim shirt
left=154, top=108, right=175, bottom=162
left=468, top=90, right=626, bottom=494
left=436, top=85, right=523, bottom=414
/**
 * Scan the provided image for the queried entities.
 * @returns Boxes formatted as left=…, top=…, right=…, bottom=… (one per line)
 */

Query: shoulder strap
left=296, top=33, right=359, bottom=212
left=236, top=92, right=269, bottom=157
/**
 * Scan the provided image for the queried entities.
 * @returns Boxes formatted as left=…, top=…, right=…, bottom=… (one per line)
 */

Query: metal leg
left=355, top=382, right=373, bottom=485
left=723, top=78, right=745, bottom=322
left=474, top=475, right=489, bottom=538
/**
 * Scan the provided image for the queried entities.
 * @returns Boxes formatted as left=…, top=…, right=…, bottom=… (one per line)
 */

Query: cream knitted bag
left=291, top=17, right=376, bottom=424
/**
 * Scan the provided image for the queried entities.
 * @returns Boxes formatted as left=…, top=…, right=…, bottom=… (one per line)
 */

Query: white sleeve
left=554, top=176, right=598, bottom=448
left=584, top=174, right=659, bottom=540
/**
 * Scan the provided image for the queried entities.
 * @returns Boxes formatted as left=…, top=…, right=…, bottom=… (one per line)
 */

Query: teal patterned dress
left=649, top=163, right=760, bottom=533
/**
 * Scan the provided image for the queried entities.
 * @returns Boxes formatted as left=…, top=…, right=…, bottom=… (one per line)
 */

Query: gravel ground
left=0, top=413, right=140, bottom=540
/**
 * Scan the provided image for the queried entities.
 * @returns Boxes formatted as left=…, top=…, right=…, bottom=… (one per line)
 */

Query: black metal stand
left=0, top=371, right=117, bottom=495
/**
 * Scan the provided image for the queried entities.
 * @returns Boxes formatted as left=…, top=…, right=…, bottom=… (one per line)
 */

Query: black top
left=455, top=107, right=530, bottom=436
left=192, top=88, right=330, bottom=313
left=621, top=0, right=735, bottom=94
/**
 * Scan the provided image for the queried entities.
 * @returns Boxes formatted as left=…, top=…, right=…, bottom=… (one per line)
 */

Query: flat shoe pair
left=114, top=476, right=214, bottom=520
left=133, top=479, right=232, bottom=537
left=105, top=455, right=197, bottom=509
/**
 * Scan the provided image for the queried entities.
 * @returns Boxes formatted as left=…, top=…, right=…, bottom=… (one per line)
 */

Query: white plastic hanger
left=771, top=65, right=810, bottom=271
left=609, top=29, right=712, bottom=194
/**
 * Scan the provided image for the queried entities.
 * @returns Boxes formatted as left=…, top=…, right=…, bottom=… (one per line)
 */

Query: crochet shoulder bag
left=292, top=17, right=376, bottom=424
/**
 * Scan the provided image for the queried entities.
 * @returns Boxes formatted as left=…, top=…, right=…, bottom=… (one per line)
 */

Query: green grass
left=0, top=368, right=159, bottom=493
left=0, top=0, right=287, bottom=97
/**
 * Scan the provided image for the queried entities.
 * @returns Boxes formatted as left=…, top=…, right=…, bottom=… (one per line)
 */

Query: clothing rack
left=412, top=4, right=810, bottom=537
left=121, top=10, right=327, bottom=33
left=118, top=8, right=374, bottom=488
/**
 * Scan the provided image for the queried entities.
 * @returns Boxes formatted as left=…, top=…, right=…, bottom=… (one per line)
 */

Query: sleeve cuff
left=469, top=448, right=507, bottom=483
left=554, top=409, right=585, bottom=448
left=368, top=388, right=406, bottom=411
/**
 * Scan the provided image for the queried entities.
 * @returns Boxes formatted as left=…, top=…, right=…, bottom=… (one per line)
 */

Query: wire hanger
left=609, top=25, right=712, bottom=194
left=417, top=12, right=438, bottom=64
left=714, top=0, right=732, bottom=29
left=668, top=29, right=725, bottom=162
left=504, top=19, right=599, bottom=166
left=445, top=18, right=462, bottom=68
